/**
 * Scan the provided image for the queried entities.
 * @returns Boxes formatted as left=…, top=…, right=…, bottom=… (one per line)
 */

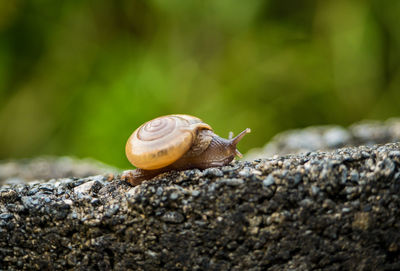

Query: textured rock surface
left=246, top=118, right=400, bottom=160
left=0, top=156, right=118, bottom=185
left=1, top=143, right=400, bottom=270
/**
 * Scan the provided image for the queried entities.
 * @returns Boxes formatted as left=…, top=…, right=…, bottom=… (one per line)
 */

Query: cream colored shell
left=125, top=114, right=212, bottom=170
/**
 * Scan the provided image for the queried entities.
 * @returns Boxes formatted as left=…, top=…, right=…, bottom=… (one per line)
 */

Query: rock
left=0, top=156, right=118, bottom=185
left=1, top=142, right=400, bottom=270
left=73, top=179, right=104, bottom=194
left=246, top=118, right=400, bottom=160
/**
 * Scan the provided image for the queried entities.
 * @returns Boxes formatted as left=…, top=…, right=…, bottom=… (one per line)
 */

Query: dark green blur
left=1, top=0, right=400, bottom=168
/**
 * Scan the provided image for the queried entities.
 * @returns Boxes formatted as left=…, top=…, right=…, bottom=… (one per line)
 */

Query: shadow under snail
left=121, top=114, right=251, bottom=186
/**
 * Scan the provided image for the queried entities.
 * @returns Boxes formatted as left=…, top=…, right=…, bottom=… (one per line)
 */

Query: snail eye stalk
left=231, top=128, right=251, bottom=146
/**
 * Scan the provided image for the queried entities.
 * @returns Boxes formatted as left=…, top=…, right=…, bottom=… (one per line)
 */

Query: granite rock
left=1, top=143, right=400, bottom=270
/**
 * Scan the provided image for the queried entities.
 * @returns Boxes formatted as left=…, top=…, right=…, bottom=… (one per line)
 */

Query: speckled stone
left=246, top=118, right=400, bottom=160
left=1, top=143, right=400, bottom=270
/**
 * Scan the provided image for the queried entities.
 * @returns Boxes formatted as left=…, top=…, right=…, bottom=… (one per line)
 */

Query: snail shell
left=126, top=115, right=212, bottom=170
left=123, top=114, right=250, bottom=185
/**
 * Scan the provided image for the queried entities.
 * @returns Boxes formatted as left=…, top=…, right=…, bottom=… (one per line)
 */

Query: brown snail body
left=122, top=114, right=250, bottom=186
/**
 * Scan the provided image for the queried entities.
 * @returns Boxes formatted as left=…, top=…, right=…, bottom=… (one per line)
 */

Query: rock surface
left=0, top=156, right=118, bottom=185
left=1, top=142, right=400, bottom=270
left=246, top=118, right=400, bottom=160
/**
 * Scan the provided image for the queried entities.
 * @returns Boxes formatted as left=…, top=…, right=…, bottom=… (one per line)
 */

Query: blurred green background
left=1, top=0, right=400, bottom=169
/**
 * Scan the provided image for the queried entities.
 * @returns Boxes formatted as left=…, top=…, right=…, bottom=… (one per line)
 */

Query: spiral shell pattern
left=126, top=115, right=212, bottom=170
left=137, top=116, right=176, bottom=141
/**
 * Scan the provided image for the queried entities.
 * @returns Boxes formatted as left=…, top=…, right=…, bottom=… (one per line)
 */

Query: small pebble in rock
left=388, top=150, right=400, bottom=157
left=311, top=186, right=320, bottom=196
left=170, top=192, right=179, bottom=200
left=350, top=171, right=359, bottom=182
left=161, top=211, right=184, bottom=224
left=0, top=213, right=13, bottom=221
left=191, top=190, right=201, bottom=197
left=238, top=168, right=251, bottom=178
left=73, top=180, right=103, bottom=194
left=299, top=198, right=313, bottom=208
left=218, top=178, right=244, bottom=186
left=21, top=196, right=40, bottom=209
left=263, top=175, right=275, bottom=187
left=156, top=187, right=163, bottom=196
left=203, top=167, right=223, bottom=178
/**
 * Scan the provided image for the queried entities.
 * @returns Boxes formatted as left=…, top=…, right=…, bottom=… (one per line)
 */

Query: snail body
left=122, top=114, right=250, bottom=186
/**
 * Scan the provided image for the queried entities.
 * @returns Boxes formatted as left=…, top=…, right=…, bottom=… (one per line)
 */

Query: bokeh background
left=0, top=0, right=399, bottom=169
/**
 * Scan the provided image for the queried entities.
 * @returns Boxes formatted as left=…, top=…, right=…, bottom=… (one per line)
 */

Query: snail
left=121, top=114, right=250, bottom=186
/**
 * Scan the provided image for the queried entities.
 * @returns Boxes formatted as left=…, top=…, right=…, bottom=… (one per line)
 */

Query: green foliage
left=1, top=0, right=400, bottom=168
